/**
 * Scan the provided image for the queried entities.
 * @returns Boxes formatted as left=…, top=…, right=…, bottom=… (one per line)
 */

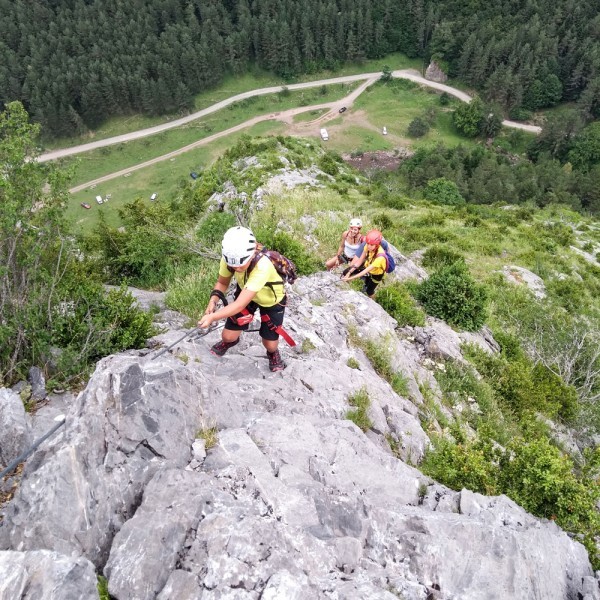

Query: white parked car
left=150, top=193, right=157, bottom=201
left=95, top=195, right=103, bottom=204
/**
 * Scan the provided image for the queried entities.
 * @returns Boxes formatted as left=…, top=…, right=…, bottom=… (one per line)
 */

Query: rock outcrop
left=425, top=61, right=448, bottom=84
left=0, top=273, right=597, bottom=600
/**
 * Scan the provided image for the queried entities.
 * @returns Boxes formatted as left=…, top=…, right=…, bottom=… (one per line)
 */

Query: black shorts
left=225, top=296, right=287, bottom=341
left=362, top=274, right=383, bottom=296
left=339, top=253, right=352, bottom=264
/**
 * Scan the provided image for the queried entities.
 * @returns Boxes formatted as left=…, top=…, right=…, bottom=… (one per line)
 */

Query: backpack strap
left=239, top=245, right=285, bottom=301
left=375, top=251, right=388, bottom=273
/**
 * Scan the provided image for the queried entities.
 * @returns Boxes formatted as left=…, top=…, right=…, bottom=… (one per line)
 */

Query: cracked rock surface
left=0, top=273, right=597, bottom=600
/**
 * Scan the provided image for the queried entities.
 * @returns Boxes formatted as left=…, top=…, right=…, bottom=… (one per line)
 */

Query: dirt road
left=44, top=69, right=541, bottom=167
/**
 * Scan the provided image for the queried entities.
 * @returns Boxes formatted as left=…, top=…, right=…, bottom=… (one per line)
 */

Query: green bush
left=253, top=227, right=321, bottom=276
left=424, top=178, right=465, bottom=206
left=531, top=363, right=579, bottom=422
left=546, top=278, right=586, bottom=313
left=346, top=387, right=372, bottom=431
left=375, top=283, right=426, bottom=327
left=499, top=437, right=600, bottom=565
left=415, top=262, right=487, bottom=330
left=421, top=436, right=500, bottom=495
left=408, top=117, right=430, bottom=138
left=51, top=283, right=155, bottom=381
left=508, top=107, right=533, bottom=121
left=318, top=152, right=339, bottom=176
left=196, top=212, right=237, bottom=249
left=422, top=431, right=600, bottom=568
left=422, top=246, right=464, bottom=270
left=373, top=212, right=393, bottom=231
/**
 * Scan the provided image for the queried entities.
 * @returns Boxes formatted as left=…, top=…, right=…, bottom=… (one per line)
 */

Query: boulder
left=0, top=388, right=32, bottom=468
left=425, top=61, right=448, bottom=83
left=0, top=550, right=97, bottom=600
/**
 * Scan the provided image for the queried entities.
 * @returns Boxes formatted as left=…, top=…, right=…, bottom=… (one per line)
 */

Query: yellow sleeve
left=218, top=258, right=233, bottom=278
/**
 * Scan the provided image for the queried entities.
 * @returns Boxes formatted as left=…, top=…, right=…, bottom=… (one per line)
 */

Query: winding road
left=40, top=69, right=541, bottom=193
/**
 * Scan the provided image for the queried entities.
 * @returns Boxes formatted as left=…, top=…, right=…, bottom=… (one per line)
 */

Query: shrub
left=439, top=92, right=450, bottom=106
left=415, top=262, right=487, bottom=330
left=253, top=227, right=321, bottom=276
left=51, top=283, right=155, bottom=381
left=508, top=107, right=533, bottom=121
left=499, top=437, right=600, bottom=560
left=318, top=152, right=339, bottom=176
left=347, top=357, right=360, bottom=369
left=546, top=278, right=586, bottom=313
left=375, top=283, right=426, bottom=327
left=422, top=246, right=464, bottom=270
left=408, top=117, right=430, bottom=138
left=373, top=213, right=393, bottom=231
left=424, top=178, right=465, bottom=206
left=196, top=212, right=236, bottom=249
left=421, top=435, right=500, bottom=495
left=531, top=363, right=579, bottom=422
left=346, top=387, right=372, bottom=431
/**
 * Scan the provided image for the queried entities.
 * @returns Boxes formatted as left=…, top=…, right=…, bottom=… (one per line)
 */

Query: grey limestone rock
left=0, top=272, right=596, bottom=600
left=0, top=549, right=97, bottom=600
left=0, top=388, right=32, bottom=468
left=27, top=366, right=47, bottom=401
left=425, top=60, right=448, bottom=83
left=502, top=265, right=547, bottom=299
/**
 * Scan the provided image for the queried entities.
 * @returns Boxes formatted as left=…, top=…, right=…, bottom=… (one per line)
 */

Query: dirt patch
left=342, top=149, right=413, bottom=172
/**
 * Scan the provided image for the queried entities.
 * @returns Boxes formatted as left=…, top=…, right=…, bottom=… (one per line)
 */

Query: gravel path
left=57, top=70, right=542, bottom=193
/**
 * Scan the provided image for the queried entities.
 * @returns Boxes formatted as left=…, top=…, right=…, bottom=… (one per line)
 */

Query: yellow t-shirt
left=219, top=255, right=285, bottom=307
left=365, top=250, right=386, bottom=276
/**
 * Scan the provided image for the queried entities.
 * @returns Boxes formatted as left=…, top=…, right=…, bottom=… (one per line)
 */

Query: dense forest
left=1, top=0, right=599, bottom=137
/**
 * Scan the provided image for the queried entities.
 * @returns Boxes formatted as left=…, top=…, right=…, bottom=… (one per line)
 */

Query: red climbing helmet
left=365, top=229, right=383, bottom=245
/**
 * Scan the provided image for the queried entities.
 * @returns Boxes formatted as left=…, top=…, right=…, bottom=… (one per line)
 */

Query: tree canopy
left=2, top=0, right=600, bottom=137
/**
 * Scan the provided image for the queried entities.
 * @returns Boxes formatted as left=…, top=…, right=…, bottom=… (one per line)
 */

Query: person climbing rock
left=198, top=226, right=289, bottom=372
left=341, top=229, right=387, bottom=297
left=325, top=218, right=364, bottom=271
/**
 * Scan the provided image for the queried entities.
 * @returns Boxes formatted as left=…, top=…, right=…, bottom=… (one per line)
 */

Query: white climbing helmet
left=349, top=218, right=362, bottom=228
left=222, top=226, right=257, bottom=267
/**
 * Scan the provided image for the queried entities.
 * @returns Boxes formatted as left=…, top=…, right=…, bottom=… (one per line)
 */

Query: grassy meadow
left=44, top=53, right=422, bottom=150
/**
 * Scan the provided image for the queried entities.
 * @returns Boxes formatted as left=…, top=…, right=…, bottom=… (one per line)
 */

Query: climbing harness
left=228, top=304, right=296, bottom=347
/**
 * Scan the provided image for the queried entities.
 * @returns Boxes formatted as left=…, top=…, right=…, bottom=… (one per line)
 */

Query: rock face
left=0, top=273, right=596, bottom=600
left=0, top=549, right=97, bottom=600
left=502, top=265, right=547, bottom=299
left=0, top=388, right=32, bottom=468
left=425, top=61, right=448, bottom=83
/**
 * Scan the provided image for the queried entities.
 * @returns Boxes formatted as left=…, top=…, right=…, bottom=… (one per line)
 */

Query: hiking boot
left=210, top=339, right=239, bottom=357
left=267, top=349, right=286, bottom=372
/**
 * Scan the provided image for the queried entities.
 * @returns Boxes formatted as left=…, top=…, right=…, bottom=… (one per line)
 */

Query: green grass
left=67, top=121, right=283, bottom=232
left=293, top=108, right=329, bottom=122
left=326, top=79, right=468, bottom=153
left=43, top=53, right=422, bottom=150
left=346, top=387, right=373, bottom=432
left=62, top=83, right=358, bottom=189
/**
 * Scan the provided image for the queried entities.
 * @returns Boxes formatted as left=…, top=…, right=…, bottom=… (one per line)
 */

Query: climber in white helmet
left=198, top=226, right=287, bottom=372
left=325, top=217, right=364, bottom=271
